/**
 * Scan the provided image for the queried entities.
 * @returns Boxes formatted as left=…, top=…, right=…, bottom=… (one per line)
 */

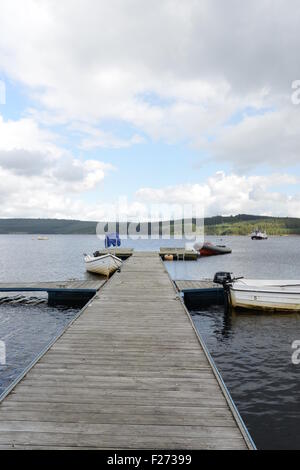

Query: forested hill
left=203, top=214, right=300, bottom=235
left=0, top=215, right=300, bottom=235
left=0, top=218, right=98, bottom=234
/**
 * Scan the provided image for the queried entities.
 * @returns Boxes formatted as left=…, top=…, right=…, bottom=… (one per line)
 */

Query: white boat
left=213, top=273, right=300, bottom=312
left=37, top=236, right=49, bottom=240
left=250, top=230, right=268, bottom=240
left=84, top=253, right=122, bottom=277
left=230, top=280, right=300, bottom=312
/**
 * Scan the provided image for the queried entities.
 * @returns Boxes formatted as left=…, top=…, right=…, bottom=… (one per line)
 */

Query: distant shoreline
left=0, top=233, right=298, bottom=237
left=0, top=215, right=299, bottom=236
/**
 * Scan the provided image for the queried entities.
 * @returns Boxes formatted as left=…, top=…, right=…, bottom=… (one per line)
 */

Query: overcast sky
left=0, top=0, right=300, bottom=220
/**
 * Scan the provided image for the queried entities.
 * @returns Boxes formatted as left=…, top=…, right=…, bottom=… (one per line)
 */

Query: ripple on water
left=191, top=306, right=300, bottom=450
left=0, top=302, right=79, bottom=396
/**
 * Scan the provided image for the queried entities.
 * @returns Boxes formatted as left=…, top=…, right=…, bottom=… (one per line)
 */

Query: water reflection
left=191, top=305, right=300, bottom=449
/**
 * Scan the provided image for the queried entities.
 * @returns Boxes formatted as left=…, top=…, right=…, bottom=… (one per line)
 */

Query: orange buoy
left=164, top=254, right=173, bottom=261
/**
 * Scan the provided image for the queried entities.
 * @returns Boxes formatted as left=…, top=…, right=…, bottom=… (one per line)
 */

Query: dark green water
left=0, top=302, right=79, bottom=397
left=191, top=306, right=300, bottom=450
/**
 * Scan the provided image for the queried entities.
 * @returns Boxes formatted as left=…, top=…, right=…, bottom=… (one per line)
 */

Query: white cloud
left=136, top=172, right=300, bottom=217
left=0, top=115, right=59, bottom=156
left=0, top=0, right=299, bottom=160
left=0, top=149, right=50, bottom=176
left=0, top=1, right=300, bottom=218
left=0, top=114, right=114, bottom=215
left=0, top=168, right=298, bottom=219
left=209, top=108, right=300, bottom=170
left=0, top=163, right=113, bottom=219
left=74, top=124, right=144, bottom=150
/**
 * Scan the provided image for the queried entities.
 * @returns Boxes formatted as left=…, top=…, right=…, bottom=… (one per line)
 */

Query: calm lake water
left=0, top=234, right=300, bottom=449
left=0, top=303, right=79, bottom=397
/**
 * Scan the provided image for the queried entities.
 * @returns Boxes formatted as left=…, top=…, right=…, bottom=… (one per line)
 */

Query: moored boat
left=250, top=230, right=268, bottom=240
left=214, top=272, right=300, bottom=312
left=84, top=253, right=122, bottom=277
left=194, top=241, right=232, bottom=257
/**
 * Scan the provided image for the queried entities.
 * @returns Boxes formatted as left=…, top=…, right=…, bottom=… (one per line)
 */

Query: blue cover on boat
left=105, top=233, right=121, bottom=248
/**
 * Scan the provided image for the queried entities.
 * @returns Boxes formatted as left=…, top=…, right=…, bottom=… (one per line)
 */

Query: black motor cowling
left=213, top=272, right=233, bottom=285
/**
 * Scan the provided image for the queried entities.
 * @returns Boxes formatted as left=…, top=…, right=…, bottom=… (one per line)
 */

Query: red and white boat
left=194, top=241, right=232, bottom=257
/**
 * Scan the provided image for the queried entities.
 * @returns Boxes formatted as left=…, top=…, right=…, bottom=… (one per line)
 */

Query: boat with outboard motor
left=214, top=272, right=300, bottom=312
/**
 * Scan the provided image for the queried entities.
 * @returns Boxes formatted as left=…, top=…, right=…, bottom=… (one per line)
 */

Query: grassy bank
left=203, top=215, right=300, bottom=236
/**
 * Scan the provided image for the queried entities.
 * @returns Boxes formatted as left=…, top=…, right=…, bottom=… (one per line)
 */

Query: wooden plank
left=0, top=421, right=244, bottom=438
left=0, top=433, right=247, bottom=450
left=0, top=252, right=253, bottom=450
left=95, top=248, right=134, bottom=260
left=0, top=402, right=232, bottom=415
left=0, top=410, right=237, bottom=427
left=175, top=279, right=222, bottom=291
left=0, top=280, right=105, bottom=293
left=159, top=248, right=198, bottom=260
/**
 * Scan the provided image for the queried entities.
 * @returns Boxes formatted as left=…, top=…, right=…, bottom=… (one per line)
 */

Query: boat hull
left=84, top=254, right=122, bottom=277
left=200, top=247, right=231, bottom=256
left=251, top=236, right=268, bottom=240
left=229, top=282, right=300, bottom=312
left=194, top=242, right=231, bottom=257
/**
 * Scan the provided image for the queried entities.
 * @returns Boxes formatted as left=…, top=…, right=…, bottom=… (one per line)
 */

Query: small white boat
left=214, top=273, right=300, bottom=312
left=37, top=236, right=49, bottom=240
left=230, top=279, right=300, bottom=312
left=250, top=230, right=268, bottom=240
left=84, top=253, right=122, bottom=277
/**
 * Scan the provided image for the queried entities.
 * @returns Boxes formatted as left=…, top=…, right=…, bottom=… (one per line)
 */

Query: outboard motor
left=213, top=272, right=233, bottom=313
left=213, top=272, right=233, bottom=285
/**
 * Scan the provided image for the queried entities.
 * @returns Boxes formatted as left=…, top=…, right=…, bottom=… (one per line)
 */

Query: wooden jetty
left=0, top=280, right=105, bottom=293
left=0, top=280, right=106, bottom=307
left=96, top=247, right=199, bottom=261
left=175, top=279, right=224, bottom=309
left=95, top=248, right=134, bottom=260
left=175, top=280, right=221, bottom=291
left=160, top=247, right=198, bottom=260
left=0, top=253, right=254, bottom=449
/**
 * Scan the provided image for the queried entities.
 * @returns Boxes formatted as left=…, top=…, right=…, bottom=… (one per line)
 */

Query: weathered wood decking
left=0, top=252, right=253, bottom=449
left=97, top=248, right=199, bottom=260
left=175, top=280, right=222, bottom=291
left=0, top=279, right=105, bottom=293
left=159, top=248, right=198, bottom=260
left=95, top=248, right=134, bottom=260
